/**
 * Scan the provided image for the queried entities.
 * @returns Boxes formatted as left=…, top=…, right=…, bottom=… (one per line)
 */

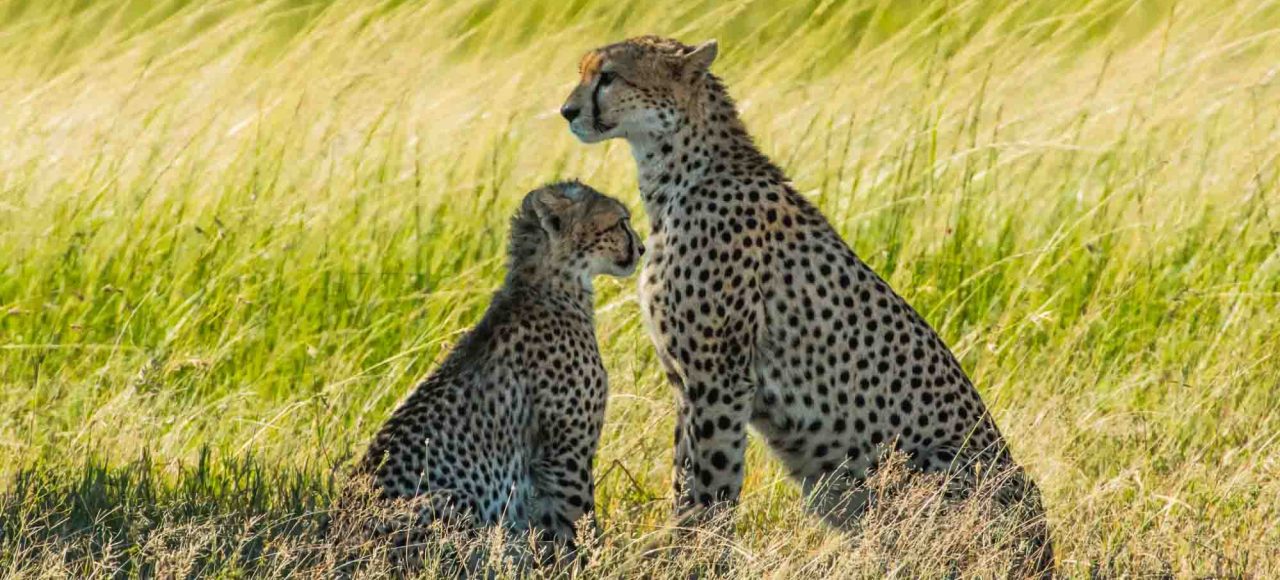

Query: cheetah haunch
left=561, top=36, right=1053, bottom=572
left=352, top=181, right=642, bottom=567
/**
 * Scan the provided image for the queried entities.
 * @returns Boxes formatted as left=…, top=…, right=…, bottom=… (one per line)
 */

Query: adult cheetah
left=560, top=36, right=1052, bottom=570
left=352, top=181, right=643, bottom=564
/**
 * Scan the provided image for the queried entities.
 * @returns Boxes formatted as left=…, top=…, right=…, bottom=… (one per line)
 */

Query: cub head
left=511, top=181, right=643, bottom=281
left=560, top=36, right=718, bottom=143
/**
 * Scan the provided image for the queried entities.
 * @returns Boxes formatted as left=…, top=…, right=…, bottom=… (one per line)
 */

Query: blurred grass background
left=1, top=0, right=1278, bottom=576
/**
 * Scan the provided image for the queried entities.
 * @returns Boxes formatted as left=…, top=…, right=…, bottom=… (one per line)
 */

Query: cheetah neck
left=627, top=79, right=758, bottom=230
left=503, top=261, right=595, bottom=316
left=628, top=125, right=709, bottom=220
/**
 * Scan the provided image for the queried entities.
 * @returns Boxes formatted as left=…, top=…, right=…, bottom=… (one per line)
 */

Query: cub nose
left=560, top=105, right=581, bottom=122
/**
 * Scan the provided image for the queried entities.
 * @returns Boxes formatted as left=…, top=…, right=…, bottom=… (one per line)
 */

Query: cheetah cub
left=353, top=181, right=641, bottom=564
left=562, top=36, right=1052, bottom=572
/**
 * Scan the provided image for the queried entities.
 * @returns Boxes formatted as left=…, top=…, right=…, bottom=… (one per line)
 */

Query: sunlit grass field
left=1, top=0, right=1278, bottom=576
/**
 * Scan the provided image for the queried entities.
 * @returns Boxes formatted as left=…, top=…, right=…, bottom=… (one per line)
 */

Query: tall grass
left=1, top=0, right=1277, bottom=576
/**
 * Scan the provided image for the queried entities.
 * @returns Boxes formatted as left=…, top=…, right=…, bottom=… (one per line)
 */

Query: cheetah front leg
left=527, top=423, right=600, bottom=567
left=668, top=344, right=757, bottom=528
left=640, top=231, right=764, bottom=540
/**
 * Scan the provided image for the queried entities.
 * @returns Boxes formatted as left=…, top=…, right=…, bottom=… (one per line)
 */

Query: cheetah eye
left=598, top=71, right=616, bottom=87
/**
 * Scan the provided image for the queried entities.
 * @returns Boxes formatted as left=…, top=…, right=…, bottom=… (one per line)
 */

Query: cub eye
left=598, top=71, right=616, bottom=86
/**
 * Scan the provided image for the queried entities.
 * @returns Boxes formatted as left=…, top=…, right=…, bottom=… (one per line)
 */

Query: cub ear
left=684, top=39, right=718, bottom=71
left=531, top=187, right=576, bottom=235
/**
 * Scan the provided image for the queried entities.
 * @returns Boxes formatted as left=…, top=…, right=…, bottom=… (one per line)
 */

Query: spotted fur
left=562, top=36, right=1053, bottom=572
left=353, top=180, right=642, bottom=562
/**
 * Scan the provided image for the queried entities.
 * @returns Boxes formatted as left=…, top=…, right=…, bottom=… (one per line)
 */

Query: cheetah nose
left=560, top=105, right=581, bottom=122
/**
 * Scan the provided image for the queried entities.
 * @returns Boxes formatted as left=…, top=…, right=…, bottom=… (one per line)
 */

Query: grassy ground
left=1, top=0, right=1278, bottom=576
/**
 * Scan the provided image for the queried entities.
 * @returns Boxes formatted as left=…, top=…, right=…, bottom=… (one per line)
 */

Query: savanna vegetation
left=1, top=0, right=1277, bottom=576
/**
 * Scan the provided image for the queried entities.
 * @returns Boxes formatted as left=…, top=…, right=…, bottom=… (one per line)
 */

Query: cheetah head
left=512, top=181, right=643, bottom=281
left=560, top=36, right=718, bottom=144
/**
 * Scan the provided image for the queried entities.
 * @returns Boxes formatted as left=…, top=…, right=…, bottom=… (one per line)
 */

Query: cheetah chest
left=638, top=236, right=682, bottom=382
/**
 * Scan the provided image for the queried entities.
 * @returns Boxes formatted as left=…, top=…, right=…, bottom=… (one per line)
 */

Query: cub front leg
left=527, top=383, right=603, bottom=566
left=528, top=444, right=598, bottom=565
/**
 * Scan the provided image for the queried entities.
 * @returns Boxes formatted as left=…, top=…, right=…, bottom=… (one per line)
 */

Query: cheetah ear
left=532, top=189, right=574, bottom=235
left=683, top=39, right=718, bottom=71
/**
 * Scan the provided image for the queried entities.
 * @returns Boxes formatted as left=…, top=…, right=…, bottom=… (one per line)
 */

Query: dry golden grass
left=1, top=0, right=1278, bottom=576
